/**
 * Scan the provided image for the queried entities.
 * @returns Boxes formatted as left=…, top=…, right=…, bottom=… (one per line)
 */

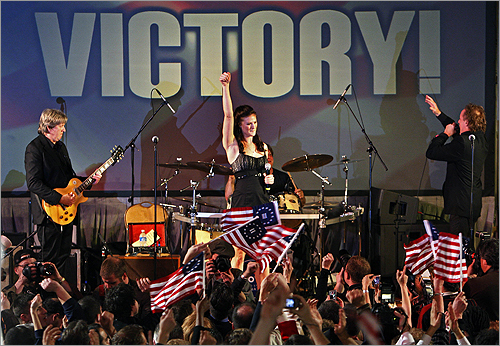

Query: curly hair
left=233, top=105, right=265, bottom=154
left=463, top=103, right=486, bottom=132
left=104, top=282, right=136, bottom=320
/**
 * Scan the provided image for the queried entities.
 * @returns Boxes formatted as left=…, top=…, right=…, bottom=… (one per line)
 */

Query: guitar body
left=42, top=178, right=88, bottom=225
left=41, top=145, right=124, bottom=226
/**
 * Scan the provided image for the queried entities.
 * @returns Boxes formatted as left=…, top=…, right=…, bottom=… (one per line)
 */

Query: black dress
left=230, top=153, right=270, bottom=208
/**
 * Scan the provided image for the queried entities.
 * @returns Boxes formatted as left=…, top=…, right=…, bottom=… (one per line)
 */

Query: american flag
left=220, top=214, right=297, bottom=272
left=149, top=252, right=204, bottom=313
left=220, top=201, right=280, bottom=232
left=433, top=232, right=468, bottom=283
left=404, top=234, right=434, bottom=275
left=405, top=221, right=468, bottom=283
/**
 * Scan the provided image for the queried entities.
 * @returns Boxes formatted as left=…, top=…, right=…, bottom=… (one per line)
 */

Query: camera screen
left=285, top=298, right=296, bottom=308
left=381, top=293, right=393, bottom=302
left=373, top=276, right=380, bottom=285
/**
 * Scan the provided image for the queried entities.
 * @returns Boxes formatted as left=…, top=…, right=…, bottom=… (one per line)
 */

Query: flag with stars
left=220, top=201, right=280, bottom=232
left=149, top=252, right=204, bottom=313
left=220, top=216, right=297, bottom=272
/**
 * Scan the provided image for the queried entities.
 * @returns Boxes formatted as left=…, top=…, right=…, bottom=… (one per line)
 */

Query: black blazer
left=25, top=134, right=77, bottom=224
left=426, top=113, right=488, bottom=219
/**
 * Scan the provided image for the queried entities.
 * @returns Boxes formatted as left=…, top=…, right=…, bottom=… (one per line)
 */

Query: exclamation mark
left=419, top=11, right=440, bottom=94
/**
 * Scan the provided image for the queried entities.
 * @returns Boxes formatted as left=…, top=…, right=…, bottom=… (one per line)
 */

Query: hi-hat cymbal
left=282, top=154, right=333, bottom=172
left=303, top=201, right=340, bottom=208
left=157, top=162, right=191, bottom=169
left=187, top=161, right=233, bottom=175
left=173, top=197, right=221, bottom=209
left=329, top=158, right=364, bottom=166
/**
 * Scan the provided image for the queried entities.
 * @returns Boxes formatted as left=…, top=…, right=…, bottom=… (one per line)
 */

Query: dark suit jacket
left=426, top=113, right=488, bottom=219
left=25, top=134, right=77, bottom=224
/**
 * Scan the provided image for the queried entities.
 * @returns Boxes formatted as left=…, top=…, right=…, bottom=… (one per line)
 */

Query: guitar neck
left=77, top=157, right=115, bottom=193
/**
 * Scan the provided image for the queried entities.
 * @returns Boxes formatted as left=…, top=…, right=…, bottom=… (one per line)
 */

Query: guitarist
left=24, top=109, right=101, bottom=271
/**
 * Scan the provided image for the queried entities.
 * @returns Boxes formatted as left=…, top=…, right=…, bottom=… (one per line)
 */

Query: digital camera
left=22, top=262, right=55, bottom=282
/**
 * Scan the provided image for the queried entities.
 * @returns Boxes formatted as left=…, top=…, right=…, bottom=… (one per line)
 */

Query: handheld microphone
left=152, top=136, right=159, bottom=144
left=332, top=84, right=351, bottom=110
left=154, top=88, right=176, bottom=114
left=264, top=162, right=271, bottom=192
left=469, top=134, right=476, bottom=142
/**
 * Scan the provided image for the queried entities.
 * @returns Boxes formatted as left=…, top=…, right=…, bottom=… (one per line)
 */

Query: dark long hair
left=233, top=105, right=265, bottom=154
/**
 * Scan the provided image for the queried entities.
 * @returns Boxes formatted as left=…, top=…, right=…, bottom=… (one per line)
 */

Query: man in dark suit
left=425, top=96, right=488, bottom=236
left=24, top=108, right=101, bottom=270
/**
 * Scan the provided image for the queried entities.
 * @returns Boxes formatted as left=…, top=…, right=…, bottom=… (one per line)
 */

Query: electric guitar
left=42, top=145, right=124, bottom=225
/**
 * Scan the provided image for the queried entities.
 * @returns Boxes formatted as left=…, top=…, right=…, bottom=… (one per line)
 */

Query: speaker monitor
left=371, top=188, right=419, bottom=225
left=377, top=224, right=424, bottom=276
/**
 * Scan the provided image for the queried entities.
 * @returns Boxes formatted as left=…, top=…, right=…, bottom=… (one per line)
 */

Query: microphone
left=264, top=162, right=271, bottom=192
left=152, top=136, right=159, bottom=144
left=469, top=134, right=476, bottom=142
left=56, top=97, right=65, bottom=111
left=332, top=84, right=351, bottom=110
left=154, top=88, right=176, bottom=114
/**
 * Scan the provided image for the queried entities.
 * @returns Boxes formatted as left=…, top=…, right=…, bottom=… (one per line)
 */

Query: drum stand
left=307, top=169, right=331, bottom=295
left=179, top=160, right=216, bottom=246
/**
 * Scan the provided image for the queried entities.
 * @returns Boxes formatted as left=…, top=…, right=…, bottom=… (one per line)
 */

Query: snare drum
left=275, top=192, right=302, bottom=228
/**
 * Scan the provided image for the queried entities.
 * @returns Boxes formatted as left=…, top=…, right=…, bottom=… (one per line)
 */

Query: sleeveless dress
left=230, top=153, right=270, bottom=208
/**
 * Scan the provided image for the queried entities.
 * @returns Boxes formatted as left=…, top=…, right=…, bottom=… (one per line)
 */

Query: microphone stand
left=338, top=96, right=388, bottom=261
left=124, top=92, right=174, bottom=206
left=153, top=137, right=159, bottom=279
left=469, top=137, right=475, bottom=248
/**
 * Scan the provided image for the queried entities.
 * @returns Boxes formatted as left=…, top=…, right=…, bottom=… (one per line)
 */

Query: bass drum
left=275, top=192, right=302, bottom=229
left=195, top=224, right=224, bottom=244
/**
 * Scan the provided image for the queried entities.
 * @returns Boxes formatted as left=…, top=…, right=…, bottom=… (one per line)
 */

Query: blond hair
left=38, top=108, right=67, bottom=135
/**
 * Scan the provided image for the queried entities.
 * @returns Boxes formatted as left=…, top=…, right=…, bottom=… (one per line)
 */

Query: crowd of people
left=1, top=236, right=498, bottom=345
left=4, top=71, right=495, bottom=345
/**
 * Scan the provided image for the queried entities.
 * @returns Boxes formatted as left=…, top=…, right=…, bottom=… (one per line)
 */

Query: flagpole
left=459, top=233, right=463, bottom=291
left=424, top=220, right=438, bottom=261
left=272, top=224, right=305, bottom=273
left=202, top=251, right=206, bottom=299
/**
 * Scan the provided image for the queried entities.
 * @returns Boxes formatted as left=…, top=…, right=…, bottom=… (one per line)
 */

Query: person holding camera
left=11, top=249, right=74, bottom=299
left=206, top=239, right=257, bottom=305
left=333, top=254, right=371, bottom=303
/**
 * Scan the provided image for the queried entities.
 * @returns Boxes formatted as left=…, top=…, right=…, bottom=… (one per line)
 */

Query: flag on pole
left=219, top=216, right=297, bottom=272
left=404, top=234, right=434, bottom=275
left=149, top=252, right=204, bottom=313
left=433, top=232, right=468, bottom=283
left=220, top=201, right=280, bottom=232
left=272, top=224, right=305, bottom=273
left=405, top=220, right=468, bottom=283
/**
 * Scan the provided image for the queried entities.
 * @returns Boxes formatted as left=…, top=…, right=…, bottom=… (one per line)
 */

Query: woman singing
left=220, top=71, right=273, bottom=208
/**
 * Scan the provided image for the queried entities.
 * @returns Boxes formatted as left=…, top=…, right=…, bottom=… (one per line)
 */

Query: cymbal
left=187, top=161, right=233, bottom=175
left=157, top=162, right=191, bottom=169
left=303, top=201, right=340, bottom=208
left=172, top=197, right=221, bottom=209
left=282, top=154, right=333, bottom=172
left=329, top=158, right=364, bottom=166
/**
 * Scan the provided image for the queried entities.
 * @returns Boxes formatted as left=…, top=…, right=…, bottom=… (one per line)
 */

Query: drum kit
left=134, top=153, right=363, bottom=254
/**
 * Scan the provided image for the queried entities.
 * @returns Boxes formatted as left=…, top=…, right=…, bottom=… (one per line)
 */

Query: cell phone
left=328, top=290, right=337, bottom=300
left=373, top=275, right=380, bottom=286
left=285, top=297, right=302, bottom=309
